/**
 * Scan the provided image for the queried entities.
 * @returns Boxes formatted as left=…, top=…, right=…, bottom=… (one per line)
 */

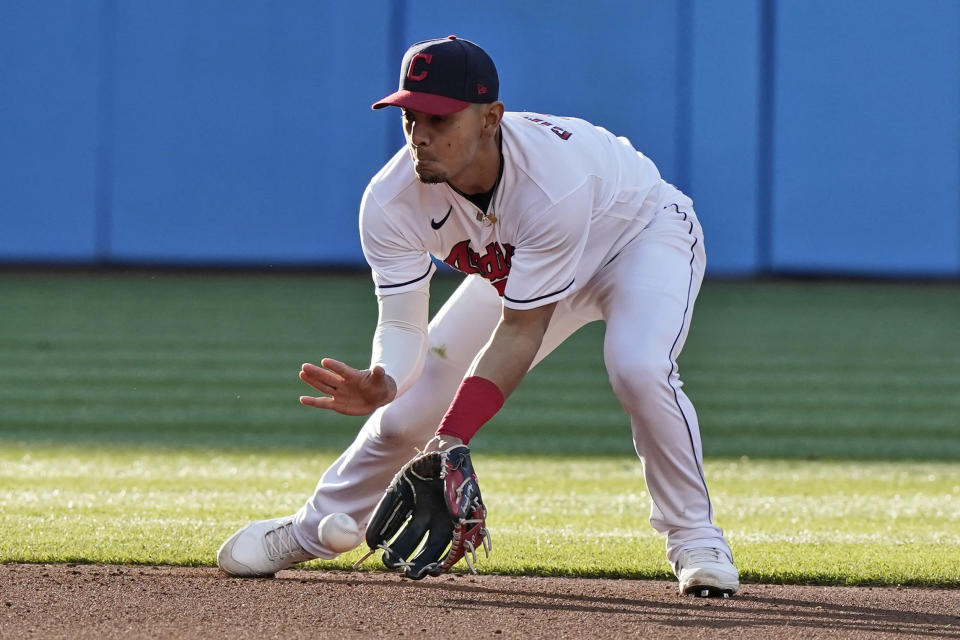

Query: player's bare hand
left=299, top=359, right=397, bottom=416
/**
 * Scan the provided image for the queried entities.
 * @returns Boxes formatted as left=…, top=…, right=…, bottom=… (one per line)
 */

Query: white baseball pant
left=292, top=200, right=732, bottom=565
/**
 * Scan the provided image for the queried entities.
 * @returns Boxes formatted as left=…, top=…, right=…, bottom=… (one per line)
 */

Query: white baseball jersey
left=360, top=112, right=685, bottom=309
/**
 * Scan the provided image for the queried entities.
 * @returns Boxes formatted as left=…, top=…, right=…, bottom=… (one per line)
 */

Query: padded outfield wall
left=1, top=1, right=958, bottom=276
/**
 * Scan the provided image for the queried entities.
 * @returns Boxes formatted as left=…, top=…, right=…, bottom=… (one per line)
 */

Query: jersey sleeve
left=359, top=186, right=435, bottom=296
left=502, top=182, right=592, bottom=310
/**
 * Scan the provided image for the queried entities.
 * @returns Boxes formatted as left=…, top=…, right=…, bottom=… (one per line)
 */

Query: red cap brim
left=372, top=89, right=471, bottom=116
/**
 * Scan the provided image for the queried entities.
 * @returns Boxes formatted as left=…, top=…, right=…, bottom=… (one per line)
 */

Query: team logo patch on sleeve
left=443, top=240, right=515, bottom=295
left=523, top=115, right=572, bottom=140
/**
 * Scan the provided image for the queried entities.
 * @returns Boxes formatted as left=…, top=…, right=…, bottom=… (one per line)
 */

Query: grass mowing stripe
left=0, top=347, right=368, bottom=362
left=701, top=413, right=958, bottom=430
left=0, top=370, right=313, bottom=386
left=691, top=354, right=960, bottom=366
left=5, top=368, right=959, bottom=403
left=683, top=372, right=960, bottom=385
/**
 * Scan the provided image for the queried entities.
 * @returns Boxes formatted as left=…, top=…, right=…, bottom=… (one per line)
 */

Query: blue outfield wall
left=688, top=0, right=763, bottom=275
left=770, top=0, right=960, bottom=276
left=107, top=1, right=392, bottom=265
left=0, top=0, right=958, bottom=276
left=0, top=2, right=103, bottom=261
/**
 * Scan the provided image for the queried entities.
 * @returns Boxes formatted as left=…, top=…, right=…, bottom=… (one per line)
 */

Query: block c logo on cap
left=407, top=53, right=433, bottom=82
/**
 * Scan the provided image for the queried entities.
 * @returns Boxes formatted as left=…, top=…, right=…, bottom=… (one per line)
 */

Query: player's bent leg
left=604, top=328, right=736, bottom=586
left=295, top=278, right=501, bottom=552
left=598, top=202, right=738, bottom=596
left=216, top=276, right=503, bottom=577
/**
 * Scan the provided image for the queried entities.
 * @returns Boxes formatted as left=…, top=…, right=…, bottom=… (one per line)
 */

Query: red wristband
left=435, top=376, right=505, bottom=445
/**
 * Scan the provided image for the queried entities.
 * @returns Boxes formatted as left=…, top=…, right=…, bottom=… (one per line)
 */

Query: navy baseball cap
left=372, top=35, right=499, bottom=116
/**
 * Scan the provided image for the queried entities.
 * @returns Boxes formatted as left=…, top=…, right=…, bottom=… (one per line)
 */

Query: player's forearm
left=369, top=289, right=429, bottom=397
left=435, top=302, right=555, bottom=444
left=470, top=320, right=545, bottom=399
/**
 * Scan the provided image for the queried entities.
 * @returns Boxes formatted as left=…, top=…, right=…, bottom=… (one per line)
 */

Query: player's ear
left=481, top=102, right=504, bottom=137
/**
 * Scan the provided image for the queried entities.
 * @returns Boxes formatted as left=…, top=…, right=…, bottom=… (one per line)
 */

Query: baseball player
left=218, top=36, right=739, bottom=596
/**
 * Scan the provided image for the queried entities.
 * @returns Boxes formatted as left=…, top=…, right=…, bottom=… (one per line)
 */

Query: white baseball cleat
left=673, top=547, right=740, bottom=597
left=217, top=517, right=315, bottom=577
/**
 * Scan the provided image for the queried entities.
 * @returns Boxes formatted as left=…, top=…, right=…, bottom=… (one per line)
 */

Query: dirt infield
left=1, top=564, right=958, bottom=639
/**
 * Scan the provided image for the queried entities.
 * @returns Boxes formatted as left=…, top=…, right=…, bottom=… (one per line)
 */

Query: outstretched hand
left=299, top=359, right=397, bottom=416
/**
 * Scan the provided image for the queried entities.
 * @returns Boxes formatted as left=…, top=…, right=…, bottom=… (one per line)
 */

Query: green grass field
left=1, top=271, right=959, bottom=586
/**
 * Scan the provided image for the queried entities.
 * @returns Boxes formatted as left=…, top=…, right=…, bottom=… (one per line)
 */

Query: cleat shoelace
left=682, top=548, right=721, bottom=567
left=264, top=521, right=304, bottom=560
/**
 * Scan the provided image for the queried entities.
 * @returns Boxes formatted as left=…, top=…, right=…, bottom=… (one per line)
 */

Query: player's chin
left=413, top=163, right=446, bottom=184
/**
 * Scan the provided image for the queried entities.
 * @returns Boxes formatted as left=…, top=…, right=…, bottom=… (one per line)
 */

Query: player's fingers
left=301, top=364, right=344, bottom=389
left=320, top=358, right=361, bottom=381
left=302, top=362, right=341, bottom=380
left=299, top=395, right=334, bottom=409
left=299, top=370, right=338, bottom=395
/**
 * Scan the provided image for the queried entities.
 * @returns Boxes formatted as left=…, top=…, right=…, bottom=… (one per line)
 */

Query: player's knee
left=376, top=407, right=428, bottom=445
left=606, top=353, right=670, bottom=405
left=375, top=400, right=444, bottom=446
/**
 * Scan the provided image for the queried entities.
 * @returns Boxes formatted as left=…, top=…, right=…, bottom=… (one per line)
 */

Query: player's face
left=402, top=106, right=486, bottom=185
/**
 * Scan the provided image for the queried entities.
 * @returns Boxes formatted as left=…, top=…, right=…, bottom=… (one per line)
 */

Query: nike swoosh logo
left=431, top=206, right=453, bottom=230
